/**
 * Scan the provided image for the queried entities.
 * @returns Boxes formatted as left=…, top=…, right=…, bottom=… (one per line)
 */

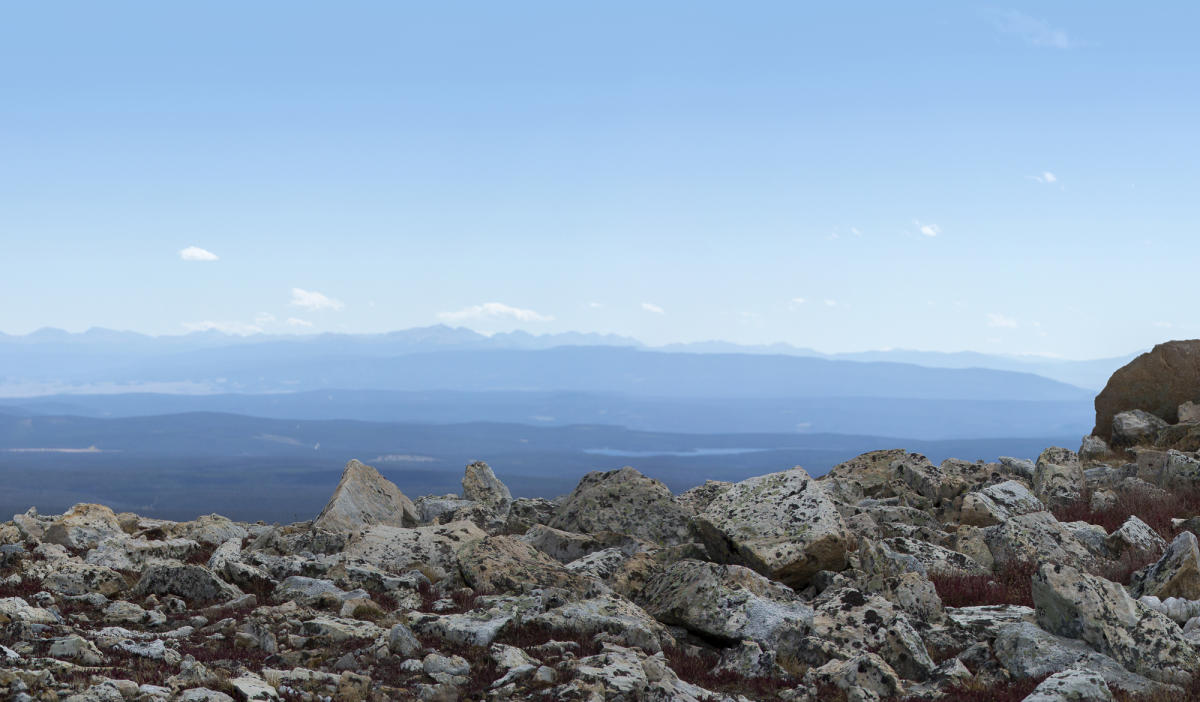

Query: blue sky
left=2, top=2, right=1197, bottom=358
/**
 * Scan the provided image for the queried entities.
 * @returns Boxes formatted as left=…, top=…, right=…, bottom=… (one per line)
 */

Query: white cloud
left=991, top=10, right=1076, bottom=49
left=790, top=297, right=806, bottom=306
left=850, top=227, right=862, bottom=237
left=439, top=302, right=554, bottom=322
left=824, top=299, right=837, bottom=307
left=986, top=313, right=1018, bottom=328
left=914, top=220, right=940, bottom=237
left=290, top=288, right=344, bottom=311
left=1027, top=171, right=1058, bottom=184
left=641, top=302, right=666, bottom=315
left=588, top=302, right=604, bottom=309
left=181, top=320, right=262, bottom=335
left=254, top=312, right=276, bottom=325
left=1153, top=321, right=1174, bottom=329
left=179, top=246, right=218, bottom=261
left=286, top=317, right=314, bottom=328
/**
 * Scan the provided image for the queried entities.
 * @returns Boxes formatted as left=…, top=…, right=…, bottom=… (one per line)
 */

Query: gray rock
left=983, top=511, right=1096, bottom=571
left=1023, top=668, right=1115, bottom=702
left=958, top=480, right=1045, bottom=527
left=1112, top=410, right=1169, bottom=447
left=313, top=459, right=419, bottom=532
left=1132, top=531, right=1200, bottom=600
left=43, top=504, right=124, bottom=550
left=1079, top=435, right=1111, bottom=462
left=638, top=559, right=812, bottom=656
left=1033, top=447, right=1084, bottom=508
left=133, top=563, right=242, bottom=604
left=533, top=593, right=673, bottom=653
left=998, top=456, right=1035, bottom=479
left=1106, top=516, right=1167, bottom=557
left=388, top=621, right=422, bottom=658
left=695, top=467, right=851, bottom=588
left=1033, top=562, right=1200, bottom=684
left=462, top=461, right=512, bottom=509
left=550, top=467, right=695, bottom=545
left=801, top=652, right=904, bottom=702
left=342, top=520, right=486, bottom=582
left=809, top=588, right=935, bottom=682
left=992, top=621, right=1160, bottom=695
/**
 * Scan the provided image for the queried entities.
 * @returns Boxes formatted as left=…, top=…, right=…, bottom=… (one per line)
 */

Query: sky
left=2, top=2, right=1197, bottom=358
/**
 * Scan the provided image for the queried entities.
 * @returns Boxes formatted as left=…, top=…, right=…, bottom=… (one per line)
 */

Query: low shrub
left=929, top=561, right=1037, bottom=608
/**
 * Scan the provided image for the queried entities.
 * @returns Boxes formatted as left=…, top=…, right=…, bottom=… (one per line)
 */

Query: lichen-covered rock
left=533, top=593, right=673, bottom=653
left=1112, top=410, right=1169, bottom=447
left=520, top=524, right=608, bottom=563
left=638, top=559, right=812, bottom=655
left=40, top=561, right=127, bottom=597
left=820, top=449, right=949, bottom=508
left=983, top=511, right=1096, bottom=570
left=800, top=652, right=904, bottom=702
left=461, top=461, right=512, bottom=510
left=133, top=563, right=242, bottom=604
left=1023, top=668, right=1115, bottom=702
left=675, top=480, right=733, bottom=514
left=1033, top=448, right=1084, bottom=508
left=876, top=537, right=988, bottom=576
left=696, top=467, right=851, bottom=588
left=1106, top=516, right=1167, bottom=557
left=1132, top=531, right=1200, bottom=600
left=809, top=588, right=935, bottom=681
left=992, top=621, right=1161, bottom=695
left=313, top=459, right=419, bottom=532
left=549, top=467, right=695, bottom=545
left=1080, top=435, right=1111, bottom=461
left=457, top=535, right=599, bottom=595
left=85, top=536, right=197, bottom=570
left=342, top=520, right=486, bottom=582
left=0, top=596, right=58, bottom=624
left=560, top=643, right=718, bottom=702
left=958, top=480, right=1044, bottom=527
left=43, top=503, right=124, bottom=550
left=1033, top=562, right=1200, bottom=684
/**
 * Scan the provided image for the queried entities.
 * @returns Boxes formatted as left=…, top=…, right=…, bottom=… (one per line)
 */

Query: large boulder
left=133, top=563, right=243, bottom=604
left=457, top=535, right=598, bottom=595
left=820, top=449, right=952, bottom=509
left=809, top=587, right=936, bottom=681
left=1023, top=668, right=1115, bottom=702
left=957, top=480, right=1045, bottom=527
left=695, top=467, right=851, bottom=588
left=983, top=511, right=1096, bottom=571
left=43, top=504, right=124, bottom=551
left=992, top=621, right=1161, bottom=695
left=637, top=559, right=812, bottom=655
left=1093, top=340, right=1200, bottom=442
left=342, top=520, right=486, bottom=582
left=1033, top=448, right=1084, bottom=508
left=313, top=459, right=419, bottom=532
left=1131, top=531, right=1200, bottom=600
left=1033, top=562, right=1200, bottom=684
left=549, top=467, right=694, bottom=545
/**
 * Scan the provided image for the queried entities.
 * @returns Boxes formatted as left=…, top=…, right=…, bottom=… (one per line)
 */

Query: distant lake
left=584, top=447, right=771, bottom=457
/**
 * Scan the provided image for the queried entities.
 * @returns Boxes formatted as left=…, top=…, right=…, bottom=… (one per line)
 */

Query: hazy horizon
left=5, top=3, right=1199, bottom=358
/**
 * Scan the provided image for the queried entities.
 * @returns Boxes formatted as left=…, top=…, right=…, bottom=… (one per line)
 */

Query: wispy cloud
left=990, top=10, right=1076, bottom=49
left=439, top=302, right=554, bottom=322
left=986, top=313, right=1018, bottom=328
left=824, top=299, right=838, bottom=307
left=914, top=220, right=940, bottom=237
left=790, top=297, right=807, bottom=307
left=1027, top=171, right=1058, bottom=184
left=254, top=312, right=276, bottom=325
left=290, top=288, right=344, bottom=311
left=641, top=302, right=666, bottom=315
left=286, top=317, right=314, bottom=328
left=181, top=320, right=261, bottom=335
left=588, top=302, right=604, bottom=309
left=179, top=246, right=218, bottom=262
left=1153, top=321, right=1174, bottom=329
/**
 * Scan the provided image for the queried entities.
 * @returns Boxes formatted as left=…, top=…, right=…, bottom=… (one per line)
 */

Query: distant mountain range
left=0, top=325, right=1135, bottom=392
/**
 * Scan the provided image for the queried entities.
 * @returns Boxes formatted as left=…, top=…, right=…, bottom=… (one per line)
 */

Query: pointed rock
left=462, top=461, right=512, bottom=509
left=314, top=459, right=418, bottom=532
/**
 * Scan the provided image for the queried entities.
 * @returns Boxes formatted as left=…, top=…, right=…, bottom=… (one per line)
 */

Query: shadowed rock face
left=1094, top=340, right=1200, bottom=442
left=313, top=459, right=419, bottom=532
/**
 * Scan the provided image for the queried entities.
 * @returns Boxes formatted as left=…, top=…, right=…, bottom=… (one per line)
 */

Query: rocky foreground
left=7, top=357, right=1200, bottom=700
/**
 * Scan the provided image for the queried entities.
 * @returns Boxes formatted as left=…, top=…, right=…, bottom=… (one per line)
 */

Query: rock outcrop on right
left=1094, top=339, right=1200, bottom=442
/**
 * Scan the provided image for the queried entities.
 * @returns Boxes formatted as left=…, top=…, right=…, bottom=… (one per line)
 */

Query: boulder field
left=7, top=382, right=1200, bottom=698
